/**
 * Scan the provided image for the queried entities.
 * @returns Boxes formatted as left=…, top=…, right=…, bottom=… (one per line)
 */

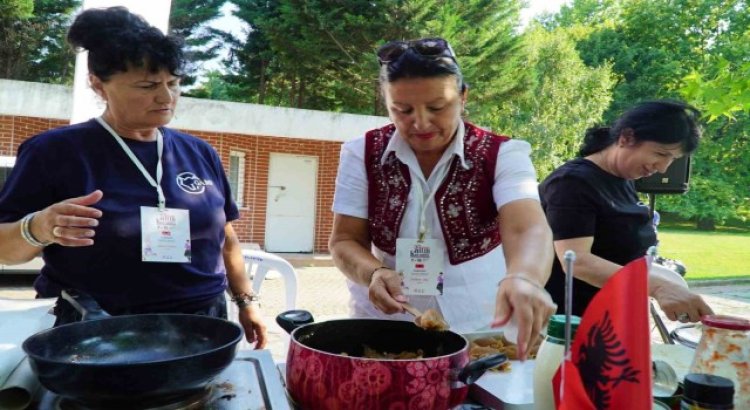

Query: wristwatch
left=231, top=292, right=260, bottom=309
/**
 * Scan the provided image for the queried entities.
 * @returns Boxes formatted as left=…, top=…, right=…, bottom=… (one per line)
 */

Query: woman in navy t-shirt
left=0, top=7, right=266, bottom=348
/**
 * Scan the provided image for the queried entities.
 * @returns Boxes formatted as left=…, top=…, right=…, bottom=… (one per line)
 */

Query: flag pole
left=645, top=245, right=674, bottom=344
left=560, top=249, right=576, bottom=402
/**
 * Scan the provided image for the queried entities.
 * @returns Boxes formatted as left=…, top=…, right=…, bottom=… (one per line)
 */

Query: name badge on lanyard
left=95, top=117, right=191, bottom=263
left=396, top=238, right=444, bottom=296
left=395, top=163, right=449, bottom=296
left=141, top=207, right=191, bottom=263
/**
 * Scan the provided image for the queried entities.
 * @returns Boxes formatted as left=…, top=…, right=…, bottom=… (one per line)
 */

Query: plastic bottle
left=689, top=315, right=749, bottom=408
left=533, top=314, right=581, bottom=410
left=680, top=373, right=734, bottom=410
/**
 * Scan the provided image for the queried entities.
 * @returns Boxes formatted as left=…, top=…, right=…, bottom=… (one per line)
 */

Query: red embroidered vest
left=365, top=121, right=509, bottom=265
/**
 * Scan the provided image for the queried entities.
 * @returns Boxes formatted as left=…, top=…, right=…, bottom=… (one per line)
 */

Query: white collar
left=380, top=121, right=469, bottom=170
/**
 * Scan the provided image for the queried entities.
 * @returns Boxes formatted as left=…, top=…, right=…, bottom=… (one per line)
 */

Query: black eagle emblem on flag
left=576, top=310, right=642, bottom=409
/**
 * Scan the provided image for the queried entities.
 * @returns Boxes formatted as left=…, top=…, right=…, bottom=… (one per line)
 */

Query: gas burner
left=56, top=387, right=212, bottom=410
left=34, top=350, right=291, bottom=410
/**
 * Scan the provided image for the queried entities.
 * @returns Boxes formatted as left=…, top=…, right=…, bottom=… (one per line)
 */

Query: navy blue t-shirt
left=0, top=119, right=239, bottom=314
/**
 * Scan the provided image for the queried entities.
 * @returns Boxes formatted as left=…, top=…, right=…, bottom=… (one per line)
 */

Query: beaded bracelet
left=20, top=212, right=51, bottom=248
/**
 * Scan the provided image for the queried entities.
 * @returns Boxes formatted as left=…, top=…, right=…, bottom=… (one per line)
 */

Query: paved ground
left=2, top=265, right=749, bottom=362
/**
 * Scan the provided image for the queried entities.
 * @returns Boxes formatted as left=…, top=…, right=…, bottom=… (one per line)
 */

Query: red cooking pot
left=277, top=310, right=505, bottom=410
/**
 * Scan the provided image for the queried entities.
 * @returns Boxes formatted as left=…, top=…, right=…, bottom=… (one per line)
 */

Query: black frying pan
left=22, top=292, right=242, bottom=406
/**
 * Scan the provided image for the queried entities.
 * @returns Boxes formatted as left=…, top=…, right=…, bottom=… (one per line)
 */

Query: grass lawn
left=657, top=228, right=750, bottom=280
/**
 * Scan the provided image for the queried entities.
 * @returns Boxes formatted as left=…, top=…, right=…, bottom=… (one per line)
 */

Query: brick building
left=0, top=79, right=388, bottom=253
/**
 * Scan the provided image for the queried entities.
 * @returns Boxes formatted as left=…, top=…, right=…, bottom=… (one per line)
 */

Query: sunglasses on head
left=376, top=37, right=457, bottom=65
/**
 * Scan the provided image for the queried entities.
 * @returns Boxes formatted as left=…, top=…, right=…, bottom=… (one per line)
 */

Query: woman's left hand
left=238, top=306, right=268, bottom=349
left=492, top=275, right=556, bottom=361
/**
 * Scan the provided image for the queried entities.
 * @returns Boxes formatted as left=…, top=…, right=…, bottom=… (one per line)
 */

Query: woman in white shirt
left=329, top=37, right=554, bottom=359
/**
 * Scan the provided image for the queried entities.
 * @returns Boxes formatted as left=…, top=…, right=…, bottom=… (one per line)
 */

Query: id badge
left=395, top=238, right=445, bottom=296
left=141, top=207, right=191, bottom=263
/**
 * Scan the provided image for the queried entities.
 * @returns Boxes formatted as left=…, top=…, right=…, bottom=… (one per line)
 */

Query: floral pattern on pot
left=286, top=342, right=470, bottom=410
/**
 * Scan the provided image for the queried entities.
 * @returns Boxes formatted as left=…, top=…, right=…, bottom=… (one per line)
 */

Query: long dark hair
left=579, top=100, right=702, bottom=156
left=67, top=6, right=185, bottom=81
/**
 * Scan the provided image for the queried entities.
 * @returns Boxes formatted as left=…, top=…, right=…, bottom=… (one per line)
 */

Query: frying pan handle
left=457, top=353, right=507, bottom=385
left=276, top=310, right=315, bottom=333
left=61, top=289, right=111, bottom=321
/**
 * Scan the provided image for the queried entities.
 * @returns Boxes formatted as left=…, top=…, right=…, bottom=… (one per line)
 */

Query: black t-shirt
left=539, top=158, right=656, bottom=316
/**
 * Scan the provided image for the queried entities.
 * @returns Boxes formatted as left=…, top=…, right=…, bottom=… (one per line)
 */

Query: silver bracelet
left=20, top=212, right=51, bottom=248
left=231, top=292, right=260, bottom=309
left=368, top=266, right=390, bottom=283
left=498, top=274, right=544, bottom=290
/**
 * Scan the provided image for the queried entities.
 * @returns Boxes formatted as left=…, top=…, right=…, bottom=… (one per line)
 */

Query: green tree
left=552, top=0, right=750, bottom=228
left=405, top=0, right=530, bottom=121
left=194, top=0, right=531, bottom=116
left=679, top=8, right=750, bottom=121
left=0, top=0, right=79, bottom=84
left=0, top=0, right=33, bottom=19
left=205, top=0, right=397, bottom=111
left=169, top=0, right=225, bottom=86
left=490, top=25, right=615, bottom=177
left=681, top=60, right=750, bottom=121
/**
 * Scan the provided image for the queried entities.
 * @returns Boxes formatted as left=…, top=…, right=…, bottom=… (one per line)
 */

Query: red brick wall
left=0, top=115, right=343, bottom=252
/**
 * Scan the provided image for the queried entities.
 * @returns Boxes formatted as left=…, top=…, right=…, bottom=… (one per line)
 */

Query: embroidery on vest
left=366, top=122, right=508, bottom=264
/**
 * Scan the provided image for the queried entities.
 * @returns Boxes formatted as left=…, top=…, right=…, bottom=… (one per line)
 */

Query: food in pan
left=468, top=334, right=541, bottom=372
left=416, top=308, right=450, bottom=331
left=362, top=345, right=425, bottom=359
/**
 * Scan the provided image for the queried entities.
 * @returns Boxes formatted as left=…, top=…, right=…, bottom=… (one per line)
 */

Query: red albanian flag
left=553, top=257, right=652, bottom=409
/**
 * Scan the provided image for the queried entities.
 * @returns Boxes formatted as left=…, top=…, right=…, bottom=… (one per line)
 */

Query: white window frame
left=0, top=156, right=16, bottom=191
left=0, top=156, right=15, bottom=167
left=228, top=150, right=246, bottom=208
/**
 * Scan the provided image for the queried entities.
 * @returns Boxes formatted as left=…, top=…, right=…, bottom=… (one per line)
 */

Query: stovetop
left=33, top=350, right=292, bottom=410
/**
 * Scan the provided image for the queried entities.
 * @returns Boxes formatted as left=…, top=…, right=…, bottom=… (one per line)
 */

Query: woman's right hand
left=30, top=190, right=103, bottom=247
left=652, top=285, right=713, bottom=323
left=368, top=267, right=409, bottom=314
left=649, top=264, right=714, bottom=322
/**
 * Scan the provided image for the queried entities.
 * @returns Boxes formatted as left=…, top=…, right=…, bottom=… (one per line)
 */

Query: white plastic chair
left=227, top=249, right=299, bottom=350
left=241, top=249, right=299, bottom=311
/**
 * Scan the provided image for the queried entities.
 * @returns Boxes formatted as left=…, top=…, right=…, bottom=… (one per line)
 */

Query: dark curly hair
left=579, top=100, right=702, bottom=157
left=67, top=6, right=185, bottom=81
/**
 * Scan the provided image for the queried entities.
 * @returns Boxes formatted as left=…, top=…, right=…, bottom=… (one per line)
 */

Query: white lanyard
left=413, top=159, right=452, bottom=241
left=96, top=117, right=166, bottom=210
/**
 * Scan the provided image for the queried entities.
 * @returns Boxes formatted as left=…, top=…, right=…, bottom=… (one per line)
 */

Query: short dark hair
left=579, top=100, right=702, bottom=156
left=67, top=6, right=185, bottom=81
left=378, top=42, right=466, bottom=93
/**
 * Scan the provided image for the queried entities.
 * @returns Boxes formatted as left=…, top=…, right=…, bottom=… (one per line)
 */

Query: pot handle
left=61, top=289, right=111, bottom=321
left=276, top=310, right=315, bottom=333
left=458, top=353, right=507, bottom=385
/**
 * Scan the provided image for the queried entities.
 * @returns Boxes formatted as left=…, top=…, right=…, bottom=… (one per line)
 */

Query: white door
left=265, top=153, right=318, bottom=252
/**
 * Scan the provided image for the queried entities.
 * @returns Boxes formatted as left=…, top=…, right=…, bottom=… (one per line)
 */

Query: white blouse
left=332, top=122, right=540, bottom=333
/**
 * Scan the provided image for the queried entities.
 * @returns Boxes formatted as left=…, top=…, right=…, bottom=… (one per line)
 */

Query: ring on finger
left=52, top=226, right=62, bottom=237
left=677, top=312, right=690, bottom=322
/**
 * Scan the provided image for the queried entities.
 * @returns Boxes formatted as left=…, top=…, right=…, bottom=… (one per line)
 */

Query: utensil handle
left=457, top=354, right=508, bottom=385
left=401, top=302, right=422, bottom=318
left=276, top=310, right=315, bottom=333
left=650, top=301, right=675, bottom=344
left=61, top=290, right=110, bottom=321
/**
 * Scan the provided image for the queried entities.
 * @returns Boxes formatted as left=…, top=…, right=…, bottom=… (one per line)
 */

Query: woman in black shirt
left=539, top=100, right=713, bottom=322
